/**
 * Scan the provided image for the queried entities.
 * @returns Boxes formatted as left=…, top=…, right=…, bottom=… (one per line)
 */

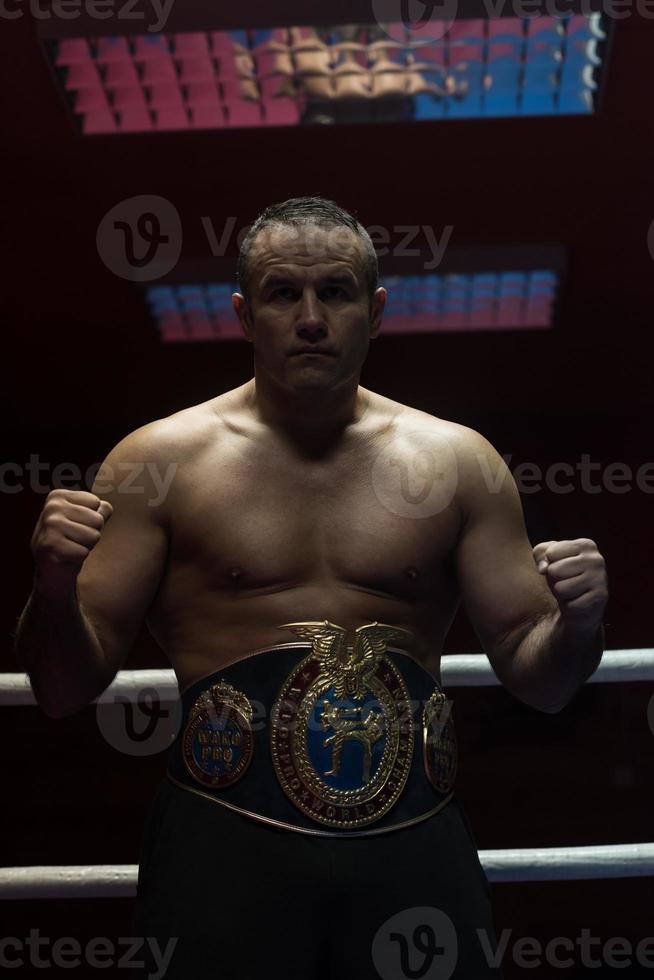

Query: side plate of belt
left=167, top=621, right=458, bottom=838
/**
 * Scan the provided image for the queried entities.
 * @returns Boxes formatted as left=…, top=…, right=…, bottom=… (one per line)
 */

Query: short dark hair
left=236, top=196, right=378, bottom=305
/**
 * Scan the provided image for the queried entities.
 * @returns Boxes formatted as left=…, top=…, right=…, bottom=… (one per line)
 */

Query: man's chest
left=168, top=435, right=462, bottom=599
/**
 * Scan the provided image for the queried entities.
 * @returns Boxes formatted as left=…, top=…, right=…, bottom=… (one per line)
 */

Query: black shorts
left=132, top=778, right=503, bottom=979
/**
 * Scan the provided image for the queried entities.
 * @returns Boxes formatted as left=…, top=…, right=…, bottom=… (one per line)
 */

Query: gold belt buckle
left=270, top=621, right=416, bottom=830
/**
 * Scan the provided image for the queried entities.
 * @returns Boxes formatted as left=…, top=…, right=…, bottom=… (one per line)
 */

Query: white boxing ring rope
left=2, top=649, right=653, bottom=706
left=2, top=844, right=654, bottom=900
left=1, top=649, right=652, bottom=899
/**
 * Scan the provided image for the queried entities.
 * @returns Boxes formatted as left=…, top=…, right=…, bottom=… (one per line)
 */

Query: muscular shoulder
left=367, top=392, right=508, bottom=505
left=412, top=416, right=514, bottom=516
left=421, top=415, right=509, bottom=505
left=368, top=391, right=494, bottom=457
left=108, top=393, right=233, bottom=462
left=94, top=395, right=233, bottom=520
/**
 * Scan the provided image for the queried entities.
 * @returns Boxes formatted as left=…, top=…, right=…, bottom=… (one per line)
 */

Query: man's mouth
left=292, top=350, right=335, bottom=357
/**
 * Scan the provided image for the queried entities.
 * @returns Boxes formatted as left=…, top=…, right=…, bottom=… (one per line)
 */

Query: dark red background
left=2, top=7, right=653, bottom=977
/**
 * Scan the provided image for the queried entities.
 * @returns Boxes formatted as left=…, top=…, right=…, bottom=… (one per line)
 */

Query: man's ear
left=232, top=292, right=254, bottom=343
left=369, top=286, right=386, bottom=340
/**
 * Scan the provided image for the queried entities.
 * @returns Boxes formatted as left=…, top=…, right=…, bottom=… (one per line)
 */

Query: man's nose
left=296, top=290, right=326, bottom=336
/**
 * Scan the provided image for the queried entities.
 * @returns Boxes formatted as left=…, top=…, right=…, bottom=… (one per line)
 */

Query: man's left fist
left=533, top=538, right=608, bottom=631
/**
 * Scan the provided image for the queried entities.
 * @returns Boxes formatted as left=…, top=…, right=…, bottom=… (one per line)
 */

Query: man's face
left=233, top=223, right=385, bottom=393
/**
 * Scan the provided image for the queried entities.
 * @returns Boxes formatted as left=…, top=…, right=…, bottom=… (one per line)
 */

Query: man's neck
left=242, top=376, right=371, bottom=451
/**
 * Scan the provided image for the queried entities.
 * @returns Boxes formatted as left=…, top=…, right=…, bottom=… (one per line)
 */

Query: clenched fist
left=31, top=489, right=113, bottom=595
left=533, top=537, right=608, bottom=633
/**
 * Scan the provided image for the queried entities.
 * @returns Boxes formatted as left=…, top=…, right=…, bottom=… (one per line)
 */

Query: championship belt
left=167, top=621, right=458, bottom=838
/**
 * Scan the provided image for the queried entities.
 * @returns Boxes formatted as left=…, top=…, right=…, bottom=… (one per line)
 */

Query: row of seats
left=54, top=16, right=604, bottom=65
left=51, top=19, right=603, bottom=130
left=146, top=274, right=557, bottom=342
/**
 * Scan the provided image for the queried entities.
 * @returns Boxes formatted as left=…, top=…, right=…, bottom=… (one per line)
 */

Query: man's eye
left=269, top=286, right=347, bottom=301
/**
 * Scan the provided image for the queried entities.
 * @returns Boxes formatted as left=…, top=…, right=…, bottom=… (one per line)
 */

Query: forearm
left=507, top=611, right=605, bottom=712
left=14, top=583, right=113, bottom=718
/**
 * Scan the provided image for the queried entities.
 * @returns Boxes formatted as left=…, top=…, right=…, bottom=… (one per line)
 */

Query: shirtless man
left=16, top=196, right=608, bottom=979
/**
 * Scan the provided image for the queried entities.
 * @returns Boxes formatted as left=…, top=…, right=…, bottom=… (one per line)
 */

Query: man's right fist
left=31, top=489, right=113, bottom=591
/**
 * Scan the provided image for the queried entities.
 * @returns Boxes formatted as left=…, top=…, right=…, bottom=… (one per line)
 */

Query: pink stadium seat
left=178, top=57, right=215, bottom=83
left=155, top=108, right=190, bottom=130
left=75, top=88, right=109, bottom=112
left=186, top=82, right=220, bottom=106
left=56, top=38, right=91, bottom=65
left=191, top=105, right=225, bottom=128
left=132, top=35, right=170, bottom=60
left=82, top=109, right=117, bottom=134
left=147, top=83, right=184, bottom=109
left=224, top=100, right=262, bottom=126
left=95, top=37, right=131, bottom=63
left=173, top=32, right=210, bottom=57
left=64, top=62, right=101, bottom=90
left=261, top=98, right=301, bottom=126
left=140, top=58, right=177, bottom=84
left=111, top=86, right=147, bottom=109
left=104, top=60, right=140, bottom=87
left=119, top=107, right=153, bottom=131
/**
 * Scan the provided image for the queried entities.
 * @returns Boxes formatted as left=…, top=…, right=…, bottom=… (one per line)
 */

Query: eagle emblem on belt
left=270, top=621, right=416, bottom=829
left=278, top=620, right=414, bottom=699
